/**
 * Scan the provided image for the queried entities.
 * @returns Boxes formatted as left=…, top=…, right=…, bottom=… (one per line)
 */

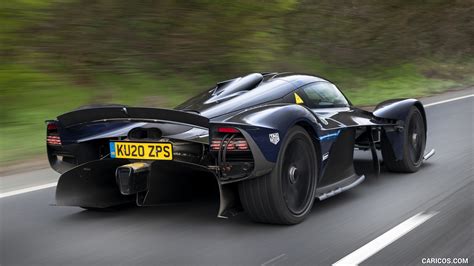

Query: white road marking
left=0, top=182, right=57, bottom=199
left=423, top=94, right=473, bottom=107
left=261, top=253, right=287, bottom=266
left=332, top=211, right=438, bottom=266
left=0, top=93, right=472, bottom=199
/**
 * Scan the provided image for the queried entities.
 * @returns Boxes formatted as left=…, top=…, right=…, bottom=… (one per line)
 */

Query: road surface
left=1, top=91, right=472, bottom=265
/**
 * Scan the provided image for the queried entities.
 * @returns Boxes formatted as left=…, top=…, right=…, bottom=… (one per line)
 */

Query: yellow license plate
left=110, top=142, right=173, bottom=160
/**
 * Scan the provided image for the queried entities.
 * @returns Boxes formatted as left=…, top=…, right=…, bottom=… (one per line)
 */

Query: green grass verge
left=1, top=64, right=90, bottom=164
left=344, top=64, right=460, bottom=106
left=0, top=64, right=203, bottom=165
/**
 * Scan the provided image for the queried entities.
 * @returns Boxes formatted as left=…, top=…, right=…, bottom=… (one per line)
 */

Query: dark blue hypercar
left=46, top=73, right=434, bottom=224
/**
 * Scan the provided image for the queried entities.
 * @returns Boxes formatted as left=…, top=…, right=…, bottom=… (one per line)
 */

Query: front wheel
left=238, top=126, right=318, bottom=224
left=381, top=106, right=426, bottom=173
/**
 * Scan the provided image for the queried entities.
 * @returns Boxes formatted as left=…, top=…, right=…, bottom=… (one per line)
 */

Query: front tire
left=381, top=106, right=426, bottom=172
left=238, top=126, right=318, bottom=224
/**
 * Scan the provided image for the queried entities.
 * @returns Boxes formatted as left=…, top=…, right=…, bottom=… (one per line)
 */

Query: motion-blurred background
left=1, top=0, right=473, bottom=166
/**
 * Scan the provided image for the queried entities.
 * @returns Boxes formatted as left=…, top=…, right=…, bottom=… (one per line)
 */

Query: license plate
left=110, top=142, right=173, bottom=160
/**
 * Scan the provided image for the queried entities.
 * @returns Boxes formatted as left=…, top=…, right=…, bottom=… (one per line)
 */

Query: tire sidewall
left=403, top=107, right=426, bottom=171
left=269, top=126, right=318, bottom=224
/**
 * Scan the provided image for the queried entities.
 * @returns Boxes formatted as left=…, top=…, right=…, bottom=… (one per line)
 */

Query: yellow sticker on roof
left=294, top=93, right=304, bottom=104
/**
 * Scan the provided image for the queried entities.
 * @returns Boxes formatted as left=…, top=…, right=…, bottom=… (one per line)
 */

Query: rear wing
left=56, top=107, right=209, bottom=129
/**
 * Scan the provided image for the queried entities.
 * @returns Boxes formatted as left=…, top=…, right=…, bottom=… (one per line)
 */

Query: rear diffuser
left=55, top=159, right=133, bottom=208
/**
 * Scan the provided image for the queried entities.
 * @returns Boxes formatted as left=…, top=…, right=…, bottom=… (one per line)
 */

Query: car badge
left=269, top=133, right=280, bottom=145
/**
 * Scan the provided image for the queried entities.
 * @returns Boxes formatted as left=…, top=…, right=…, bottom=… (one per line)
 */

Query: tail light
left=217, top=127, right=240, bottom=133
left=212, top=126, right=254, bottom=181
left=211, top=138, right=249, bottom=151
left=46, top=121, right=62, bottom=146
left=47, top=123, right=58, bottom=131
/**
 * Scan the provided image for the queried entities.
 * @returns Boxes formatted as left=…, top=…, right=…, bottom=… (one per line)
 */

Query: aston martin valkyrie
left=46, top=73, right=434, bottom=224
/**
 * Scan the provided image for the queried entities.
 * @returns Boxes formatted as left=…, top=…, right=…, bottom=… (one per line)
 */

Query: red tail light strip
left=217, top=127, right=240, bottom=133
left=47, top=123, right=58, bottom=131
left=46, top=121, right=61, bottom=145
left=47, top=135, right=62, bottom=145
left=211, top=138, right=249, bottom=151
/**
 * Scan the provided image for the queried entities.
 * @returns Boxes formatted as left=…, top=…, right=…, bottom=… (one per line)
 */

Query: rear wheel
left=381, top=107, right=426, bottom=172
left=238, top=126, right=318, bottom=224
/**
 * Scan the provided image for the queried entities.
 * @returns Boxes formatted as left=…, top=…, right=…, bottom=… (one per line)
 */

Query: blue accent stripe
left=319, top=130, right=341, bottom=141
left=109, top=142, right=116, bottom=158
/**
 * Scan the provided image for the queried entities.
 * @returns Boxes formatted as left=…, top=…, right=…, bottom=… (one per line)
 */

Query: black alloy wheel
left=238, top=126, right=318, bottom=224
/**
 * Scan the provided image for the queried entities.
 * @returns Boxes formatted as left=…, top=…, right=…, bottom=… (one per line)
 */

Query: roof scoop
left=205, top=73, right=263, bottom=104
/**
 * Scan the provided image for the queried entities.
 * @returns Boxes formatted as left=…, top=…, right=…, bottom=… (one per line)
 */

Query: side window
left=298, top=82, right=349, bottom=108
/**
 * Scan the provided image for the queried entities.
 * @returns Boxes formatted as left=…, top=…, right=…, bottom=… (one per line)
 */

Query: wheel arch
left=374, top=98, right=427, bottom=131
left=222, top=104, right=323, bottom=164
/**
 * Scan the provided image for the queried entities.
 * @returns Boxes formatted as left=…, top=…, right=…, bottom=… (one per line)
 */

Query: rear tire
left=381, top=107, right=426, bottom=173
left=238, top=126, right=318, bottom=224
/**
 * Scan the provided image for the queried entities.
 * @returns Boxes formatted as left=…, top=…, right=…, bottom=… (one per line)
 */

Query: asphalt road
left=1, top=92, right=473, bottom=266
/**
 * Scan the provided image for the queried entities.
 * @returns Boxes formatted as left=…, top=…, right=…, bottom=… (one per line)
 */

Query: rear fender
left=216, top=104, right=322, bottom=163
left=210, top=104, right=325, bottom=183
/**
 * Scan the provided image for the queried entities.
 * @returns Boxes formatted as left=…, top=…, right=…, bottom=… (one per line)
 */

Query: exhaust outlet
left=116, top=162, right=150, bottom=195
